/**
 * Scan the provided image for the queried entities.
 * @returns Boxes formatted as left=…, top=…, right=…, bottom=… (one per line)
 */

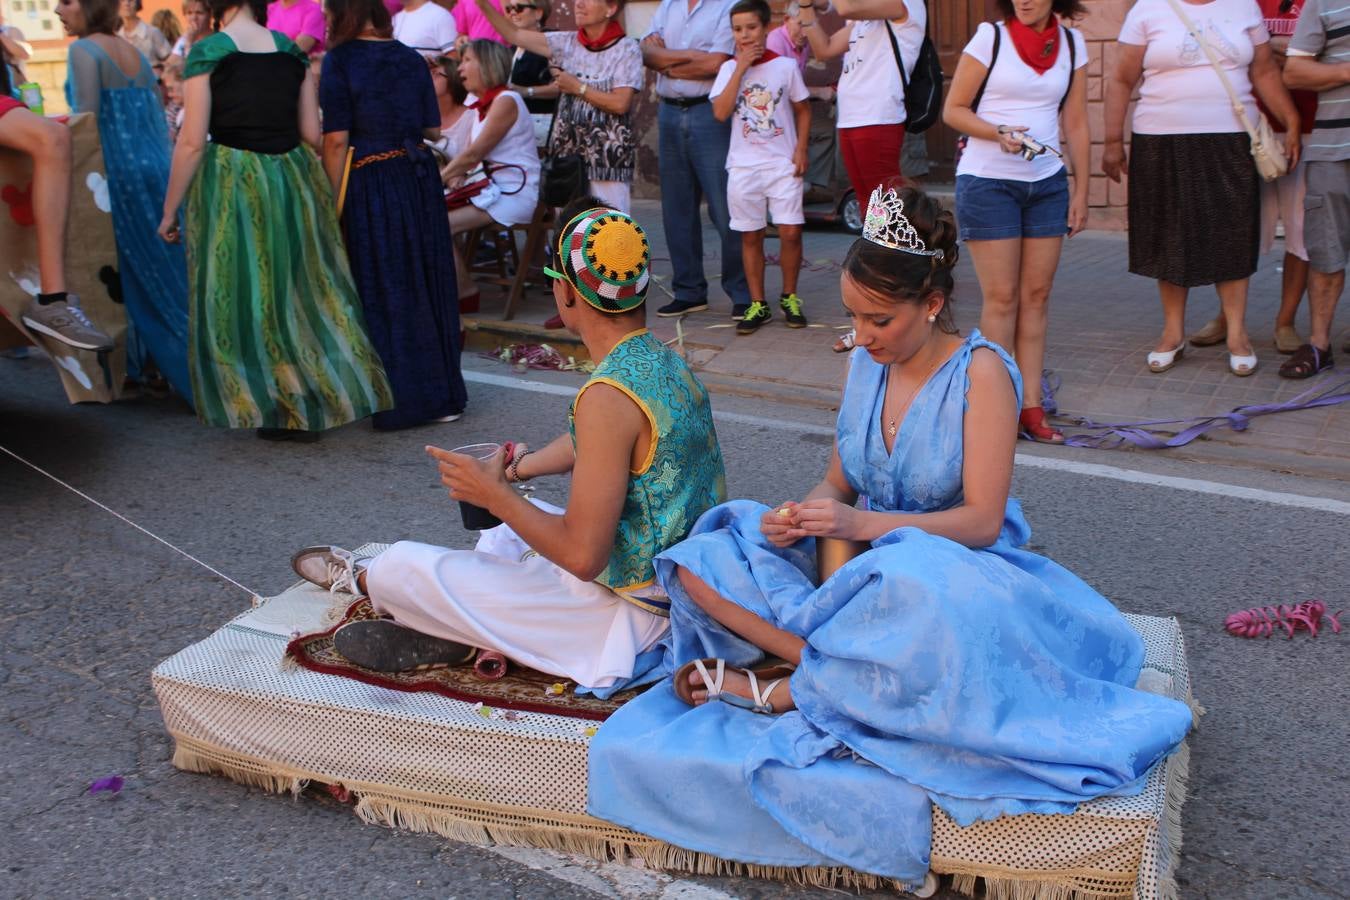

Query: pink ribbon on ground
left=474, top=650, right=509, bottom=680
left=1225, top=600, right=1343, bottom=639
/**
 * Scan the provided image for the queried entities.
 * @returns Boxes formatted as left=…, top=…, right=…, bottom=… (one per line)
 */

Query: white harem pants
left=364, top=515, right=669, bottom=690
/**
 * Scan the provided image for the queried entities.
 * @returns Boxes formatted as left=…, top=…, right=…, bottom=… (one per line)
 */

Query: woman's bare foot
left=687, top=665, right=797, bottom=713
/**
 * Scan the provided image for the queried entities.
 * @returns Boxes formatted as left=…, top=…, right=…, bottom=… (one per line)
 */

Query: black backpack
left=885, top=16, right=944, bottom=134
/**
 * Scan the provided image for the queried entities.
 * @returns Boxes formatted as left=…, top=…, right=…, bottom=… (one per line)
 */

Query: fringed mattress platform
left=153, top=545, right=1200, bottom=899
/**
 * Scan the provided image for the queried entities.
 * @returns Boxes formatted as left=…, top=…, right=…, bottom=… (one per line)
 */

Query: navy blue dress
left=320, top=39, right=465, bottom=430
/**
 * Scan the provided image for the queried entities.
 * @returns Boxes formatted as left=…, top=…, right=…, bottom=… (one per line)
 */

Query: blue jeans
left=657, top=101, right=749, bottom=306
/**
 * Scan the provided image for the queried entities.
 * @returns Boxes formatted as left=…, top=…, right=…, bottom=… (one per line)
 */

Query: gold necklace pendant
left=887, top=420, right=898, bottom=437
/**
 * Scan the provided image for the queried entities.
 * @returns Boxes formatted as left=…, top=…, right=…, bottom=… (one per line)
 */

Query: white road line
left=463, top=370, right=1350, bottom=516
left=1012, top=454, right=1350, bottom=516
left=484, top=846, right=736, bottom=900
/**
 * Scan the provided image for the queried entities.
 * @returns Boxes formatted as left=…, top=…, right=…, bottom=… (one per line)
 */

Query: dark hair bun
left=842, top=182, right=960, bottom=333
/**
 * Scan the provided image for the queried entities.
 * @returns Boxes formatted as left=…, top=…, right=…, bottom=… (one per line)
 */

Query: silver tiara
left=861, top=186, right=944, bottom=260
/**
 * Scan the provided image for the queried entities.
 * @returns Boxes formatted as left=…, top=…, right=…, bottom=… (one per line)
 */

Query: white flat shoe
left=1147, top=343, right=1185, bottom=373
left=1229, top=352, right=1258, bottom=377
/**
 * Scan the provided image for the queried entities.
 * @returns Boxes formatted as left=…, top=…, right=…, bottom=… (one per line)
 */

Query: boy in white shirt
left=711, top=0, right=811, bottom=335
left=393, top=0, right=459, bottom=59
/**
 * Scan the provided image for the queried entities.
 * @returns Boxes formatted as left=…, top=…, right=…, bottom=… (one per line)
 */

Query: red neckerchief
left=1005, top=16, right=1060, bottom=75
left=577, top=20, right=626, bottom=51
left=753, top=49, right=780, bottom=65
left=469, top=86, right=505, bottom=121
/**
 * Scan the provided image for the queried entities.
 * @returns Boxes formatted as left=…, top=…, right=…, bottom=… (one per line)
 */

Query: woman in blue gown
left=58, top=0, right=192, bottom=404
left=318, top=0, right=466, bottom=430
left=587, top=185, right=1194, bottom=885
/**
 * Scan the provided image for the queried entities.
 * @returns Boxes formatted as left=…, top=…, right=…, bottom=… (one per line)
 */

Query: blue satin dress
left=587, top=330, right=1193, bottom=883
left=66, top=38, right=191, bottom=404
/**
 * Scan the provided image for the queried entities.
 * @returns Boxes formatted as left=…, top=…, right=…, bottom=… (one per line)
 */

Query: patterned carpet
left=284, top=598, right=642, bottom=721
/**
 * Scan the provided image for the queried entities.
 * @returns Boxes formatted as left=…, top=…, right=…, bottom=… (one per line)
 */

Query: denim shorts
left=956, top=168, right=1069, bottom=241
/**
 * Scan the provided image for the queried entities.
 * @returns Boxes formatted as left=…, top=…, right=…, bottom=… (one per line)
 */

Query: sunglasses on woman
left=504, top=3, right=536, bottom=11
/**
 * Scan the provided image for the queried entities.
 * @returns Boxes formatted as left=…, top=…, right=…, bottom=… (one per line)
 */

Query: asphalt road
left=2, top=353, right=1347, bottom=900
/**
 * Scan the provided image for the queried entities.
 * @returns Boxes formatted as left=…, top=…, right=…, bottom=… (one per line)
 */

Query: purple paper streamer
left=88, top=775, right=124, bottom=795
left=1040, top=370, right=1350, bottom=450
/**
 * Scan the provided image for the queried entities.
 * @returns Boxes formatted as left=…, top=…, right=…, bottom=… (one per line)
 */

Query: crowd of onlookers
left=0, top=0, right=1345, bottom=444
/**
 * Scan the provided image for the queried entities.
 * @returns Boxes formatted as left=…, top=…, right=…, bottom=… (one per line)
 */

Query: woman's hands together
left=550, top=67, right=584, bottom=97
left=761, top=499, right=864, bottom=545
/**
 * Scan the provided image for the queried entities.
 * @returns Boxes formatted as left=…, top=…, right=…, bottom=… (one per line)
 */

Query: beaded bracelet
left=509, top=450, right=533, bottom=483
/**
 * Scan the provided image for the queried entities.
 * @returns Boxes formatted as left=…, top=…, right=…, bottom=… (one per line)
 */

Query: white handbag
left=1164, top=0, right=1288, bottom=181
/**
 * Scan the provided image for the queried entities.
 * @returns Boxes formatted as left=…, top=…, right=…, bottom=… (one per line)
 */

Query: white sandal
left=1147, top=342, right=1185, bottom=373
left=1229, top=351, right=1258, bottom=377
left=675, top=658, right=795, bottom=715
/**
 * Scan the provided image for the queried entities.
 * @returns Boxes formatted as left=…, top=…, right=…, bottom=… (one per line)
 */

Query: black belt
left=660, top=95, right=710, bottom=108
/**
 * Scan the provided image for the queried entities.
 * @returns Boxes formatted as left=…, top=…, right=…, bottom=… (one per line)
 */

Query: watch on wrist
left=527, top=86, right=534, bottom=98
left=579, top=82, right=589, bottom=97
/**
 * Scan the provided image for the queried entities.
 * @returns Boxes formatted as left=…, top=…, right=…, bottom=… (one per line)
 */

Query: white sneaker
left=290, top=545, right=368, bottom=596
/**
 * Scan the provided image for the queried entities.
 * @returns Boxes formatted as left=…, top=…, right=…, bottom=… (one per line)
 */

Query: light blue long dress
left=588, top=331, right=1194, bottom=883
left=67, top=38, right=192, bottom=404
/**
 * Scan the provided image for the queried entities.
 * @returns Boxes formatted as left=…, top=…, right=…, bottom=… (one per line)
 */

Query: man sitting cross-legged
left=290, top=201, right=727, bottom=691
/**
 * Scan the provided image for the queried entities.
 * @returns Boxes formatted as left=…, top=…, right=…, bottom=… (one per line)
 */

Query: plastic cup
left=451, top=442, right=503, bottom=530
left=18, top=83, right=44, bottom=115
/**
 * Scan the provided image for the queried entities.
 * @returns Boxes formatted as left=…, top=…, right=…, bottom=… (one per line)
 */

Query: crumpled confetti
left=577, top=724, right=598, bottom=738
left=88, top=775, right=124, bottom=795
left=471, top=701, right=524, bottom=722
left=546, top=682, right=567, bottom=697
left=484, top=343, right=595, bottom=374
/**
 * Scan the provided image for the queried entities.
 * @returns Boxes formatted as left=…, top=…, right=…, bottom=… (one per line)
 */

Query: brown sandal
left=1278, top=344, right=1334, bottom=380
left=1189, top=316, right=1227, bottom=347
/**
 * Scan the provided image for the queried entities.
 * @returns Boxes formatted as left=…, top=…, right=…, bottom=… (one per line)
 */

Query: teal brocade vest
left=568, top=330, right=727, bottom=615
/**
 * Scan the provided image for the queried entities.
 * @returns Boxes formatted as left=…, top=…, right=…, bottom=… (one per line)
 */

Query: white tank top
left=836, top=1, right=926, bottom=129
left=469, top=91, right=542, bottom=226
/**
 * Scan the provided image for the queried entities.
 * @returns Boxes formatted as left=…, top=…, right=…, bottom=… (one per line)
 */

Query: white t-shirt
left=956, top=22, right=1087, bottom=181
left=836, top=0, right=926, bottom=129
left=711, top=55, right=811, bottom=170
left=1119, top=0, right=1268, bottom=135
left=393, top=2, right=459, bottom=58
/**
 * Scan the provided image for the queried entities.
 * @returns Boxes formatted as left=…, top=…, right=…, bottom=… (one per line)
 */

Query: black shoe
left=333, top=619, right=478, bottom=672
left=257, top=427, right=321, bottom=443
left=780, top=293, right=808, bottom=328
left=731, top=304, right=749, bottom=321
left=656, top=299, right=709, bottom=317
left=735, top=301, right=772, bottom=335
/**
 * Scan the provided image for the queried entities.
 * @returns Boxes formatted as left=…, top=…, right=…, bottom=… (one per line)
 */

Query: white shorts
left=1260, top=159, right=1307, bottom=261
left=728, top=163, right=805, bottom=232
left=589, top=180, right=631, bottom=213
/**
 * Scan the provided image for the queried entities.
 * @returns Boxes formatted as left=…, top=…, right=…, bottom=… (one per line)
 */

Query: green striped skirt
left=186, top=143, right=392, bottom=431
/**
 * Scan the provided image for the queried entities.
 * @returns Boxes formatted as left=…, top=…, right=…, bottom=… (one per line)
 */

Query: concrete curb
left=461, top=315, right=1347, bottom=482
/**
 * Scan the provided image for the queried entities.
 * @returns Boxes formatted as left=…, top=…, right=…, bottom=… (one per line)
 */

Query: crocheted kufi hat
left=545, top=207, right=651, bottom=313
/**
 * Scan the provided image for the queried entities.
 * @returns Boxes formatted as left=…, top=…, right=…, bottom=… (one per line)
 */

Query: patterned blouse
left=544, top=31, right=645, bottom=184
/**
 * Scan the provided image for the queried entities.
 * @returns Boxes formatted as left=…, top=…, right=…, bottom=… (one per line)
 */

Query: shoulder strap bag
left=1163, top=0, right=1287, bottom=182
left=886, top=14, right=944, bottom=134
left=538, top=89, right=591, bottom=208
